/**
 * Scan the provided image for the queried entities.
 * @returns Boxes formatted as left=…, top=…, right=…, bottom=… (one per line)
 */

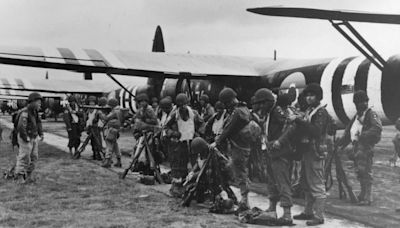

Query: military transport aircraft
left=0, top=8, right=400, bottom=127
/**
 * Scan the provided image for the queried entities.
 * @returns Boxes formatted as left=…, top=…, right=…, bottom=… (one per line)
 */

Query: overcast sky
left=0, top=0, right=399, bottom=81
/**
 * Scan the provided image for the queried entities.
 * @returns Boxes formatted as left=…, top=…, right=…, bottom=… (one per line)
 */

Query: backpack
left=11, top=110, right=23, bottom=147
left=239, top=120, right=262, bottom=144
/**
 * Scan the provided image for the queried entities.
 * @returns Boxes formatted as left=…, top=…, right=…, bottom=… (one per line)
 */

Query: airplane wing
left=0, top=46, right=267, bottom=78
left=247, top=7, right=400, bottom=24
left=0, top=89, right=65, bottom=99
left=0, top=46, right=337, bottom=80
left=0, top=77, right=118, bottom=94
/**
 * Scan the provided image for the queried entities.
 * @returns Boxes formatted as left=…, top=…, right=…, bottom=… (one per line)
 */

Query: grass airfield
left=2, top=115, right=397, bottom=227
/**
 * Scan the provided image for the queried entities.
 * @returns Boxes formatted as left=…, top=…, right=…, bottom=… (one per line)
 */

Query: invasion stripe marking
left=331, top=57, right=356, bottom=125
left=367, top=64, right=387, bottom=122
left=118, top=88, right=124, bottom=108
left=57, top=48, right=80, bottom=65
left=320, top=57, right=347, bottom=125
left=102, top=50, right=126, bottom=69
left=129, top=86, right=138, bottom=113
left=14, top=78, right=25, bottom=89
left=354, top=59, right=371, bottom=92
left=42, top=47, right=65, bottom=64
left=341, top=57, right=365, bottom=120
left=70, top=48, right=96, bottom=66
left=0, top=78, right=11, bottom=88
left=83, top=49, right=110, bottom=67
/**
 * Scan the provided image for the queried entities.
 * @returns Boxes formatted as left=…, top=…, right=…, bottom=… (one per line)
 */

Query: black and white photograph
left=1, top=0, right=400, bottom=227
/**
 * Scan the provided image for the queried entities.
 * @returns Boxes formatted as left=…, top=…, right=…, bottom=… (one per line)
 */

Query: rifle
left=73, top=127, right=106, bottom=159
left=119, top=131, right=164, bottom=181
left=142, top=133, right=164, bottom=184
left=327, top=136, right=358, bottom=203
left=73, top=132, right=91, bottom=159
left=79, top=105, right=111, bottom=111
left=182, top=152, right=212, bottom=207
left=119, top=135, right=145, bottom=179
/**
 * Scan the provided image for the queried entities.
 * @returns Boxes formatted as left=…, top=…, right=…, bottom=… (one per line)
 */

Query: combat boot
left=236, top=193, right=250, bottom=213
left=294, top=193, right=314, bottom=220
left=276, top=207, right=293, bottom=226
left=357, top=182, right=366, bottom=202
left=265, top=199, right=277, bottom=212
left=95, top=152, right=102, bottom=161
left=102, top=158, right=111, bottom=168
left=263, top=199, right=277, bottom=220
left=114, top=157, right=122, bottom=168
left=306, top=198, right=325, bottom=226
left=13, top=172, right=26, bottom=184
left=358, top=184, right=372, bottom=206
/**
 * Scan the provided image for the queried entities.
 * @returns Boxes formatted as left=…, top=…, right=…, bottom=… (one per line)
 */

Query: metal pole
left=105, top=73, right=136, bottom=98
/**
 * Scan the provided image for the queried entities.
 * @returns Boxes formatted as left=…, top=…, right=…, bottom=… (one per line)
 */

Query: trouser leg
left=15, top=135, right=33, bottom=175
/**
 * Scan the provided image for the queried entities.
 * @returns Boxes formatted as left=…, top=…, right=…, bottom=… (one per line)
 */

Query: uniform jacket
left=216, top=102, right=251, bottom=150
left=293, top=104, right=332, bottom=157
left=267, top=106, right=294, bottom=159
left=340, top=108, right=382, bottom=148
left=17, top=107, right=43, bottom=141
left=205, top=111, right=226, bottom=140
left=63, top=104, right=83, bottom=130
left=135, top=105, right=158, bottom=126
left=85, top=109, right=103, bottom=128
left=133, top=105, right=159, bottom=132
left=200, top=103, right=215, bottom=123
left=106, top=106, right=123, bottom=129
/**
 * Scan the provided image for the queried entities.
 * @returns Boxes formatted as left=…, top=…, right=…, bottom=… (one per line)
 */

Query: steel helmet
left=108, top=98, right=119, bottom=107
left=303, top=83, right=323, bottom=100
left=176, top=93, right=189, bottom=106
left=253, top=88, right=275, bottom=104
left=218, top=88, right=237, bottom=104
left=28, top=92, right=42, bottom=103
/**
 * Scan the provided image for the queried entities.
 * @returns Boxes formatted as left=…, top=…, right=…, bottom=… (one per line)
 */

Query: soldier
left=157, top=96, right=174, bottom=128
left=157, top=96, right=175, bottom=159
left=199, top=94, right=215, bottom=122
left=97, top=97, right=108, bottom=157
left=214, top=87, right=253, bottom=212
left=102, top=98, right=123, bottom=168
left=165, top=93, right=204, bottom=197
left=259, top=91, right=295, bottom=225
left=64, top=95, right=84, bottom=157
left=132, top=93, right=158, bottom=132
left=185, top=137, right=237, bottom=205
left=337, top=90, right=382, bottom=206
left=204, top=101, right=226, bottom=143
left=291, top=83, right=332, bottom=226
left=14, top=92, right=44, bottom=183
left=85, top=96, right=103, bottom=160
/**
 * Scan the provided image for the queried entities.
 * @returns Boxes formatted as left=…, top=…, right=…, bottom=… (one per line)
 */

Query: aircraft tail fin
left=152, top=25, right=165, bottom=52
left=148, top=26, right=166, bottom=98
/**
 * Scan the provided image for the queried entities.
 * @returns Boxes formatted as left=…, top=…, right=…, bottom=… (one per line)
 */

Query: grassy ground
left=0, top=126, right=243, bottom=228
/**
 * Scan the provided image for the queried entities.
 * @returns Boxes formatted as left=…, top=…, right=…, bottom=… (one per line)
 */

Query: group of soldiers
left=7, top=82, right=384, bottom=226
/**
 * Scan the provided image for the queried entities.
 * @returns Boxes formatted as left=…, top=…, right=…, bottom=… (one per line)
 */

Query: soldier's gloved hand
left=39, top=135, right=44, bottom=141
